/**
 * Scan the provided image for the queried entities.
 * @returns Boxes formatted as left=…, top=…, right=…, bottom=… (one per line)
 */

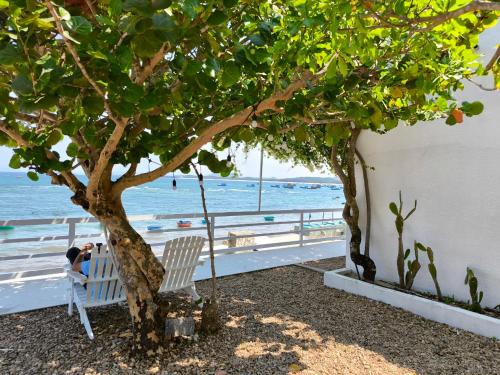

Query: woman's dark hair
left=66, top=247, right=80, bottom=265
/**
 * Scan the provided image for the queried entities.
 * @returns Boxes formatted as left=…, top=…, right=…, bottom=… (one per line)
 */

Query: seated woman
left=65, top=243, right=94, bottom=276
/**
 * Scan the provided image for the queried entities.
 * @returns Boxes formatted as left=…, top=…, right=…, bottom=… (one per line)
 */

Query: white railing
left=0, top=208, right=345, bottom=279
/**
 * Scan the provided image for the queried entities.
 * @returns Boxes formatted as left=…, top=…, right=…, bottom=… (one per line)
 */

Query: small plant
left=464, top=268, right=484, bottom=313
left=389, top=191, right=417, bottom=288
left=403, top=241, right=422, bottom=290
left=389, top=192, right=443, bottom=299
left=424, top=245, right=443, bottom=301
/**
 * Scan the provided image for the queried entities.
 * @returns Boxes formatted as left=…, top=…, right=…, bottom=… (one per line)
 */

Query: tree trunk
left=92, top=194, right=165, bottom=354
left=355, top=149, right=371, bottom=258
left=331, top=128, right=376, bottom=282
left=193, top=165, right=220, bottom=334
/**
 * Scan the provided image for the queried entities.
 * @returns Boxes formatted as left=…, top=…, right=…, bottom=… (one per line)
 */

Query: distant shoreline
left=0, top=171, right=342, bottom=185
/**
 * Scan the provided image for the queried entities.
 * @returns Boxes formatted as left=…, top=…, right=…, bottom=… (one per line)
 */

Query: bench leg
left=185, top=284, right=203, bottom=308
left=67, top=279, right=74, bottom=316
left=79, top=306, right=95, bottom=340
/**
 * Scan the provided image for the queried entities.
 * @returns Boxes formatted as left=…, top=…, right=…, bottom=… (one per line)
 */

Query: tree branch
left=135, top=44, right=168, bottom=85
left=0, top=120, right=83, bottom=192
left=46, top=1, right=105, bottom=99
left=86, top=117, right=128, bottom=200
left=46, top=1, right=131, bottom=201
left=361, top=1, right=500, bottom=31
left=0, top=120, right=30, bottom=147
left=485, top=46, right=500, bottom=72
left=113, top=71, right=315, bottom=193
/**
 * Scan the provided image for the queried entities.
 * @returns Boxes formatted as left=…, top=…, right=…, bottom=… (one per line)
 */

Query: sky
left=0, top=141, right=332, bottom=179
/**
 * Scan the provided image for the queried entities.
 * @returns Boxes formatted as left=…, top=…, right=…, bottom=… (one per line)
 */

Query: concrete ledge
left=324, top=268, right=500, bottom=339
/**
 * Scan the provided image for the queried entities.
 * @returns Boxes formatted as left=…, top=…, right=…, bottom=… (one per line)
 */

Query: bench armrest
left=66, top=266, right=87, bottom=285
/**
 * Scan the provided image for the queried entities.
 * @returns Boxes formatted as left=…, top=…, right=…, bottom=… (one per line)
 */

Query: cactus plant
left=414, top=243, right=443, bottom=301
left=404, top=241, right=421, bottom=290
left=389, top=191, right=417, bottom=288
left=464, top=268, right=484, bottom=313
left=425, top=246, right=443, bottom=301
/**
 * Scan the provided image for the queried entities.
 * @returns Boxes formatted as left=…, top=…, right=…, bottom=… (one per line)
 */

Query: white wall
left=348, top=25, right=500, bottom=308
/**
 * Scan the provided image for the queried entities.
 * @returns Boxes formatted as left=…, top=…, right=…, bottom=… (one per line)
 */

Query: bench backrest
left=85, top=248, right=125, bottom=306
left=160, top=236, right=205, bottom=292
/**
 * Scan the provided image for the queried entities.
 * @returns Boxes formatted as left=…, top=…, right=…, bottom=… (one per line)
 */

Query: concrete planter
left=324, top=268, right=500, bottom=339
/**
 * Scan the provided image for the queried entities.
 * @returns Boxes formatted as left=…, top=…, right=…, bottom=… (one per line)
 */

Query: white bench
left=67, top=236, right=206, bottom=339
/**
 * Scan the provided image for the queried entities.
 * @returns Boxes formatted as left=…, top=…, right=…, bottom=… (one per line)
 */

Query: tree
left=247, top=0, right=499, bottom=281
left=0, top=0, right=498, bottom=352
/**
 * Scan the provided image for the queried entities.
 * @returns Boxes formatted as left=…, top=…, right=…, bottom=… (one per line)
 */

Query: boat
left=246, top=184, right=256, bottom=187
left=310, top=184, right=321, bottom=189
left=147, top=225, right=162, bottom=231
left=0, top=225, right=14, bottom=231
left=218, top=183, right=227, bottom=187
left=282, top=183, right=295, bottom=189
left=271, top=184, right=280, bottom=188
left=263, top=216, right=275, bottom=222
left=300, top=186, right=308, bottom=189
left=177, top=220, right=192, bottom=228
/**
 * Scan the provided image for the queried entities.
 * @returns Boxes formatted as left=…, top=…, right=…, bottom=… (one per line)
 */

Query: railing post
left=299, top=212, right=304, bottom=247
left=68, top=222, right=76, bottom=248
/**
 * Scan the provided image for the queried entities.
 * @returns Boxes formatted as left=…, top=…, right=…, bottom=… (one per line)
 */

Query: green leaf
left=151, top=0, right=172, bottom=10
left=58, top=6, right=71, bottom=21
left=0, top=45, right=21, bottom=65
left=131, top=32, right=163, bottom=58
left=427, top=247, right=434, bottom=263
left=207, top=10, right=228, bottom=25
left=389, top=202, right=398, bottom=215
left=221, top=61, right=240, bottom=87
left=294, top=126, right=307, bottom=142
left=123, top=0, right=153, bottom=15
left=223, top=0, right=238, bottom=7
left=404, top=248, right=410, bottom=260
left=83, top=96, right=104, bottom=115
left=384, top=118, right=398, bottom=131
left=46, top=129, right=63, bottom=147
left=248, top=34, right=265, bottom=46
left=66, top=143, right=79, bottom=158
left=338, top=57, right=348, bottom=77
left=428, top=263, right=437, bottom=279
left=12, top=75, right=33, bottom=96
left=0, top=0, right=8, bottom=9
left=445, top=115, right=457, bottom=125
left=461, top=101, right=484, bottom=116
left=65, top=16, right=92, bottom=35
left=9, top=154, right=21, bottom=169
left=415, top=242, right=426, bottom=252
left=27, top=171, right=39, bottom=181
left=88, top=50, right=108, bottom=60
left=60, top=120, right=78, bottom=136
left=152, top=13, right=176, bottom=32
left=109, top=0, right=122, bottom=16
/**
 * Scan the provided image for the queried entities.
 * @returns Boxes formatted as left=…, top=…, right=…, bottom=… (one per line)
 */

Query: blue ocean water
left=0, top=171, right=344, bottom=256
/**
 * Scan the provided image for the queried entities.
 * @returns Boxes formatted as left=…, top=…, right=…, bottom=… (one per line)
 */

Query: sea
left=0, top=171, right=344, bottom=269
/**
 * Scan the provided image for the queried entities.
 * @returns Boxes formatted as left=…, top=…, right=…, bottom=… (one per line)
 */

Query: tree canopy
left=1, top=0, right=498, bottom=200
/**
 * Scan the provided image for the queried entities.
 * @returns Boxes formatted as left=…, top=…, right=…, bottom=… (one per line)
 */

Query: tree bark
left=355, top=149, right=371, bottom=258
left=330, top=128, right=376, bottom=282
left=91, top=193, right=166, bottom=354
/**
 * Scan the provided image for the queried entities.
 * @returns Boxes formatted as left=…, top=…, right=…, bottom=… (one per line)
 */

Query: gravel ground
left=1, top=260, right=499, bottom=375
